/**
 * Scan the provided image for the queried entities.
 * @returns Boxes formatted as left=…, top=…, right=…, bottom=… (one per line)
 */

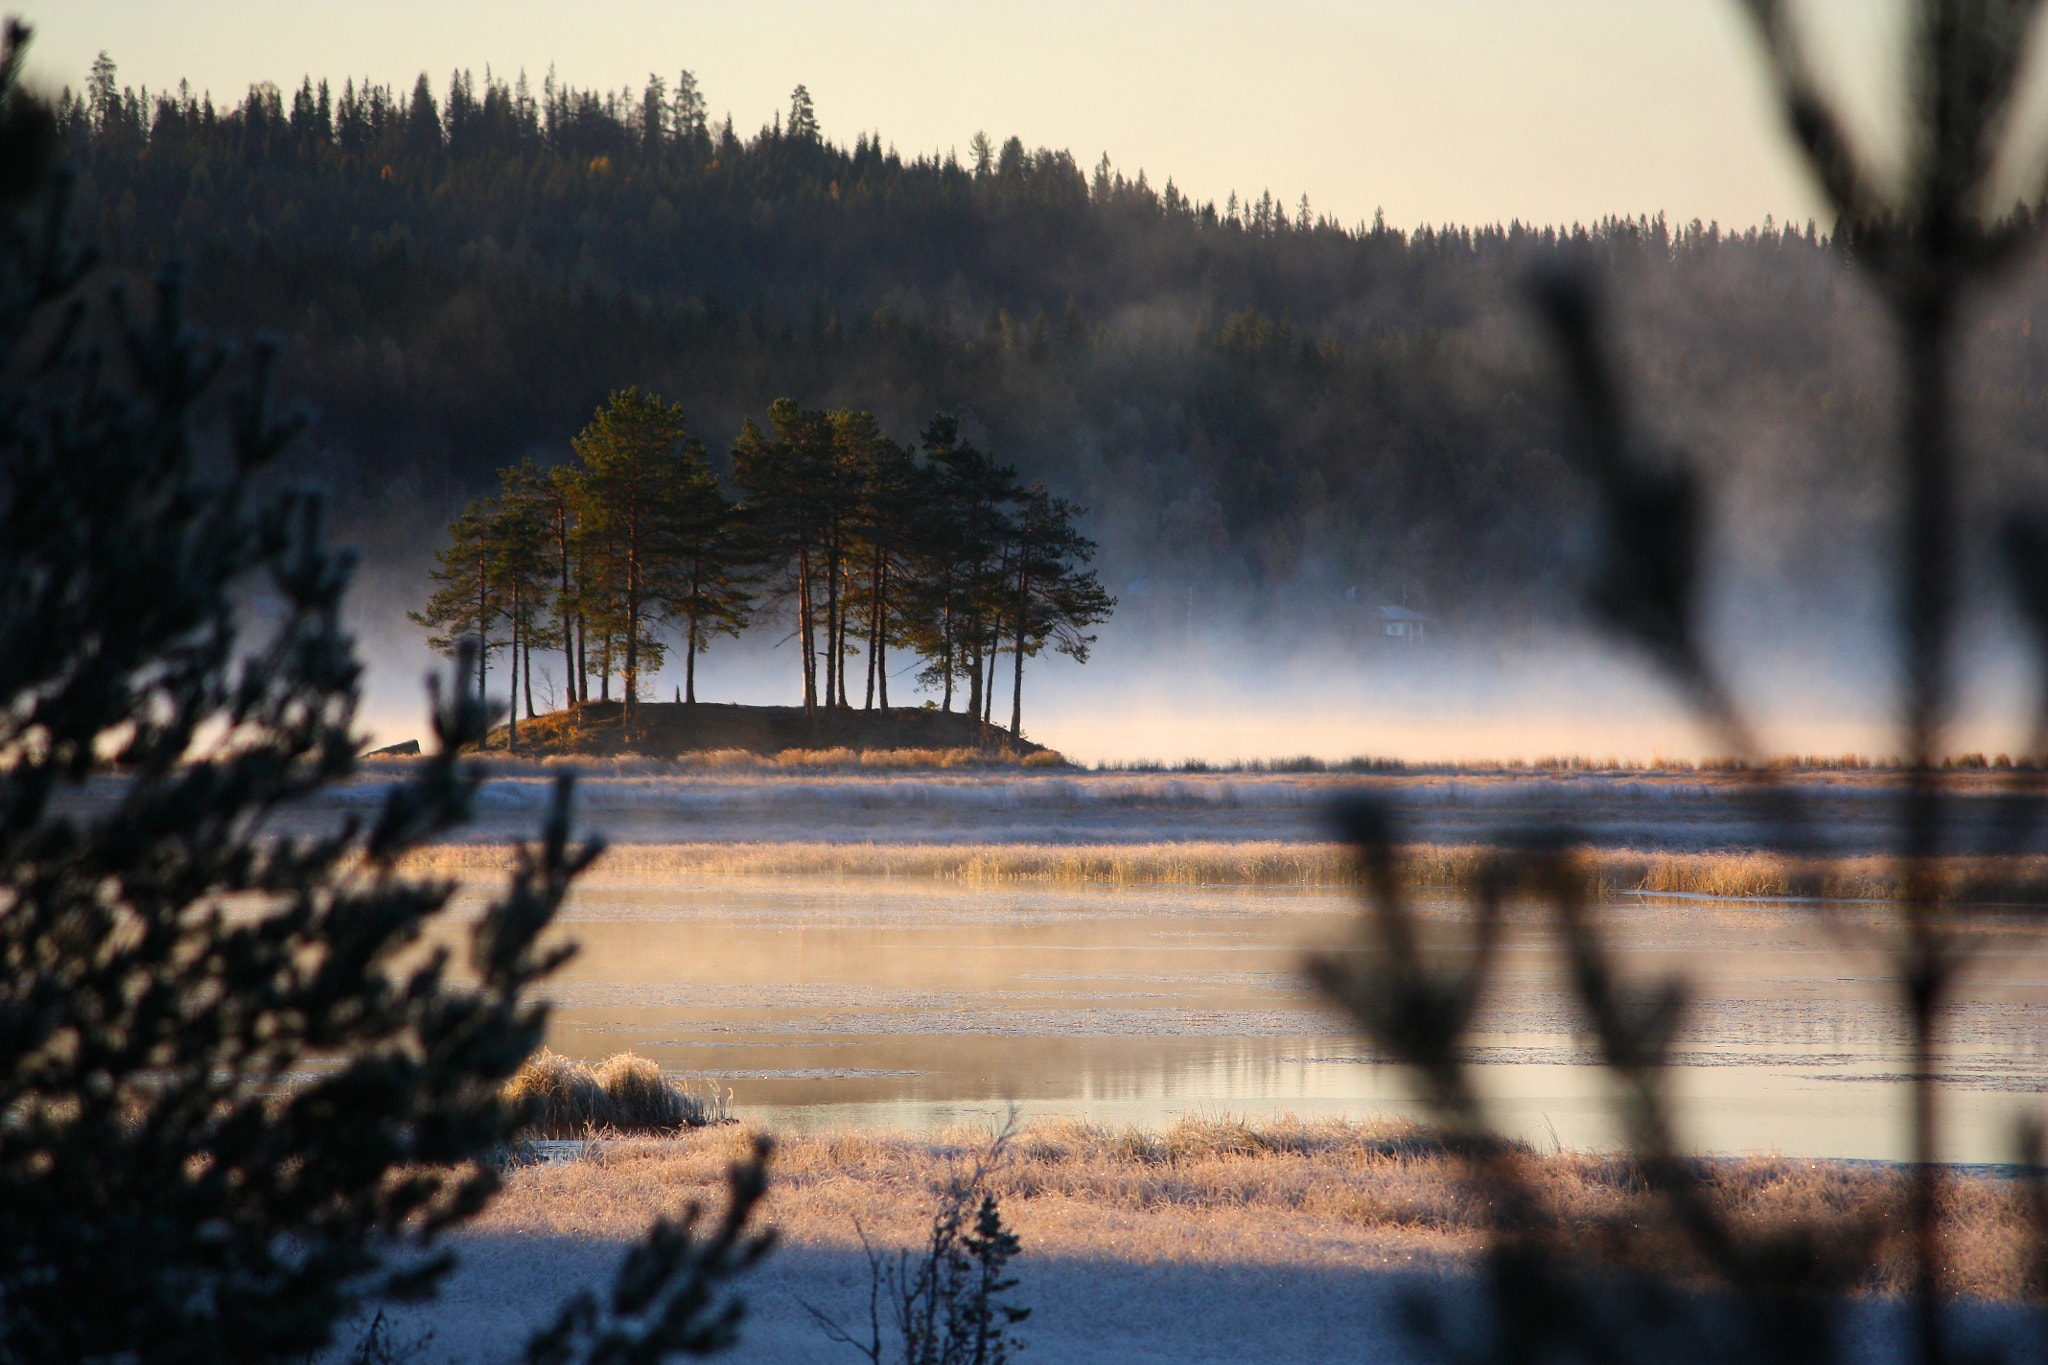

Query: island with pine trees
left=411, top=389, right=1112, bottom=757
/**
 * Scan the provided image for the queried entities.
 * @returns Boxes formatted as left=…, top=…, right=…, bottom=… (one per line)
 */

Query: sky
left=28, top=0, right=1896, bottom=232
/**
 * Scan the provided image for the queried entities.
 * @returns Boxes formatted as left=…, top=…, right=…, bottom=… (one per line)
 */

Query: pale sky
left=26, top=0, right=1903, bottom=232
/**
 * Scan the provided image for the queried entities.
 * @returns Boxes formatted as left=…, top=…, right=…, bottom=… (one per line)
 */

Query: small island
left=414, top=391, right=1114, bottom=761
left=470, top=699, right=1059, bottom=761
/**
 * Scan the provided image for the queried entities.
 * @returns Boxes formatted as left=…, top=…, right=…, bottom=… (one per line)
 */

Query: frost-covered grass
left=315, top=759, right=2048, bottom=895
left=403, top=837, right=2048, bottom=902
left=478, top=1115, right=2040, bottom=1298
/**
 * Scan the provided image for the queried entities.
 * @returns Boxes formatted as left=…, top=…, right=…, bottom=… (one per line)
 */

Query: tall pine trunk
left=523, top=617, right=535, bottom=719
left=507, top=577, right=520, bottom=753
left=823, top=528, right=841, bottom=709
left=558, top=506, right=575, bottom=712
left=622, top=500, right=640, bottom=729
left=865, top=545, right=885, bottom=712
left=966, top=632, right=982, bottom=723
left=1011, top=565, right=1028, bottom=738
left=685, top=565, right=701, bottom=705
left=939, top=595, right=953, bottom=712
left=474, top=549, right=489, bottom=714
left=983, top=637, right=997, bottom=725
left=797, top=539, right=817, bottom=713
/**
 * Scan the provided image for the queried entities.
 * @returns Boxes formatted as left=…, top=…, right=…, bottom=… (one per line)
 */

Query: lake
left=442, top=870, right=2048, bottom=1163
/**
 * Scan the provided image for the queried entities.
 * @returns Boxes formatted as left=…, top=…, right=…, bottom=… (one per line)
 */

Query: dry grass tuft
left=502, top=1050, right=729, bottom=1138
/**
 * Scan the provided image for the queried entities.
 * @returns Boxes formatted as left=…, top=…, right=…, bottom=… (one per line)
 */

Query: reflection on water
left=439, top=874, right=2048, bottom=1161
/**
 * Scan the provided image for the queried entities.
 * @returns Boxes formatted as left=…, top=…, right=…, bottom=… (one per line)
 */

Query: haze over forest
left=52, top=56, right=2048, bottom=758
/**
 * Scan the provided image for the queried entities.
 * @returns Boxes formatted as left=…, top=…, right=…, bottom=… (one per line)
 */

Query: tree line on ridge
left=59, top=51, right=2048, bottom=632
left=413, top=390, right=1113, bottom=746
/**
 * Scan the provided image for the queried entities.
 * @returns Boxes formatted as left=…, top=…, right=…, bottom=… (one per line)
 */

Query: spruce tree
left=0, top=27, right=768, bottom=1362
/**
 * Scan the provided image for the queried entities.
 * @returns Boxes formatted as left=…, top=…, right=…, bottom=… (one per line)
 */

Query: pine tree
left=732, top=401, right=841, bottom=714
left=410, top=498, right=513, bottom=711
left=567, top=388, right=698, bottom=727
left=906, top=416, right=1021, bottom=719
left=671, top=69, right=708, bottom=151
left=665, top=446, right=753, bottom=706
left=1004, top=485, right=1113, bottom=738
left=501, top=458, right=579, bottom=718
left=849, top=424, right=925, bottom=712
left=86, top=49, right=117, bottom=136
left=787, top=83, right=818, bottom=141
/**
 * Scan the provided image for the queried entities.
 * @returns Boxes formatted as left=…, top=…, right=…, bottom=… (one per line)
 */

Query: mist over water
left=342, top=572, right=2036, bottom=766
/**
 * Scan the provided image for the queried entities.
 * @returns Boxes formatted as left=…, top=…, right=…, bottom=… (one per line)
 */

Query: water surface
left=444, top=873, right=2048, bottom=1161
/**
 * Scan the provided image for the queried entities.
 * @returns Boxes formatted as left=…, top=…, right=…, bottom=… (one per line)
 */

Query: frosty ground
left=334, top=1120, right=2047, bottom=1365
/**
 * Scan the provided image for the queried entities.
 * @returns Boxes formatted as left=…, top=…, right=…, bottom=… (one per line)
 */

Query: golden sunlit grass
left=405, top=838, right=2048, bottom=903
left=478, top=1115, right=2039, bottom=1297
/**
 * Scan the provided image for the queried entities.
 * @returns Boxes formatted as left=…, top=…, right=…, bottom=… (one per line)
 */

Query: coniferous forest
left=52, top=55, right=2048, bottom=646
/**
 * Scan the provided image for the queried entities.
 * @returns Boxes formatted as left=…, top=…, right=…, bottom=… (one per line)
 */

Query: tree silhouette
left=787, top=84, right=818, bottom=142
left=912, top=416, right=1021, bottom=722
left=410, top=498, right=514, bottom=709
left=0, top=25, right=769, bottom=1361
left=732, top=400, right=845, bottom=714
left=1003, top=484, right=1113, bottom=738
left=566, top=388, right=702, bottom=726
left=1312, top=5, right=2048, bottom=1362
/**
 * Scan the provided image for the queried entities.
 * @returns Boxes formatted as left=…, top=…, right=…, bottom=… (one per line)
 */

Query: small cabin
left=1376, top=604, right=1430, bottom=646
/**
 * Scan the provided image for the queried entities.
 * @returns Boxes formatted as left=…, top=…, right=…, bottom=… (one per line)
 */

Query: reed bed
left=405, top=838, right=2048, bottom=903
left=479, top=1114, right=2039, bottom=1297
left=1628, top=851, right=2048, bottom=903
left=501, top=1050, right=731, bottom=1138
left=411, top=839, right=1366, bottom=886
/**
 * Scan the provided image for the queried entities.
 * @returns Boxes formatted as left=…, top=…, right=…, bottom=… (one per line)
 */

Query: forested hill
left=55, top=59, right=2048, bottom=629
